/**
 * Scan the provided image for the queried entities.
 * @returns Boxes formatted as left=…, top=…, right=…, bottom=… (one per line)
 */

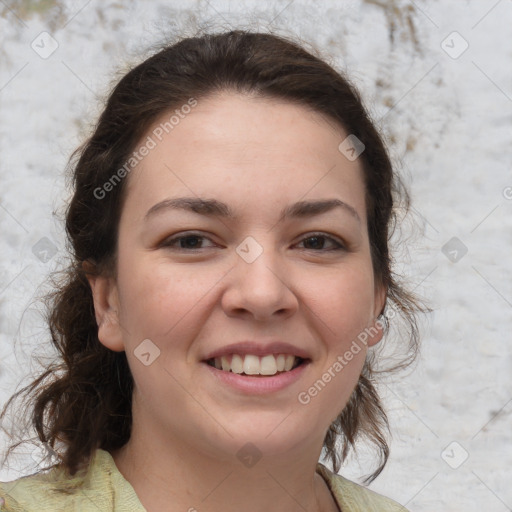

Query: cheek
left=314, top=263, right=376, bottom=337
left=301, top=264, right=374, bottom=416
left=114, top=256, right=215, bottom=397
left=297, top=346, right=366, bottom=429
left=115, top=251, right=224, bottom=347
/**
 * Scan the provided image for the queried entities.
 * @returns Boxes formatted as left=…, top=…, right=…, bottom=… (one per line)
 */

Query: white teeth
left=210, top=353, right=302, bottom=375
left=243, top=355, right=261, bottom=375
left=284, top=355, right=295, bottom=371
left=231, top=354, right=244, bottom=374
left=260, top=355, right=277, bottom=376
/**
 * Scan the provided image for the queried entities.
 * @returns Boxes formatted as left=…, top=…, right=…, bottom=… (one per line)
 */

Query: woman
left=0, top=29, right=422, bottom=511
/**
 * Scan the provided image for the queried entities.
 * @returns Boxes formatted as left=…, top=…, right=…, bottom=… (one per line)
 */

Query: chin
left=214, top=417, right=316, bottom=459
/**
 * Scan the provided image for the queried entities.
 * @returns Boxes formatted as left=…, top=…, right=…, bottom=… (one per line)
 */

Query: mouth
left=204, top=354, right=309, bottom=377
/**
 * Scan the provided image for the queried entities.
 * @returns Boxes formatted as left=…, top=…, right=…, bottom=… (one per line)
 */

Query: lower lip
left=202, top=361, right=310, bottom=394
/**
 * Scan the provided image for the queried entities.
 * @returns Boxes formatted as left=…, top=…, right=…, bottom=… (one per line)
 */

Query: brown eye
left=296, top=234, right=346, bottom=251
left=161, top=233, right=216, bottom=251
left=160, top=232, right=346, bottom=252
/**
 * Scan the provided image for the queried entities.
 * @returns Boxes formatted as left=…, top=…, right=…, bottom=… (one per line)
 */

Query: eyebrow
left=144, top=197, right=361, bottom=224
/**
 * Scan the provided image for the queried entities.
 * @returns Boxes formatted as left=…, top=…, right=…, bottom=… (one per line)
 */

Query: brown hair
left=0, top=29, right=424, bottom=484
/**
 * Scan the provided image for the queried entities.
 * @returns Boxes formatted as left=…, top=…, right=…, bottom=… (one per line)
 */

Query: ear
left=367, top=283, right=387, bottom=348
left=83, top=262, right=125, bottom=352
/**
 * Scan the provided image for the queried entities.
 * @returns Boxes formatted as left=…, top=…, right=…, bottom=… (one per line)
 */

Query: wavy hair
left=0, top=29, right=425, bottom=484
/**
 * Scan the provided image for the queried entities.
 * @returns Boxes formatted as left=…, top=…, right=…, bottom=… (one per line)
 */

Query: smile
left=206, top=354, right=306, bottom=376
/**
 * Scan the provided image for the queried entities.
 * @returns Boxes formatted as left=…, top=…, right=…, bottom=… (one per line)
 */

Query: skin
left=87, top=91, right=386, bottom=512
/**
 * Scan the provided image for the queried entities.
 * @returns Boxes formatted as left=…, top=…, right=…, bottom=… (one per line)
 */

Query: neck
left=110, top=414, right=339, bottom=512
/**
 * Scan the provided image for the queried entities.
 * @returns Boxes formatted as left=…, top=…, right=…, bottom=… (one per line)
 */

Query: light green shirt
left=0, top=449, right=409, bottom=511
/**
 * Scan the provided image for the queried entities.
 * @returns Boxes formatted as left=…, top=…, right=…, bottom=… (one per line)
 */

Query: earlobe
left=367, top=284, right=387, bottom=347
left=84, top=263, right=125, bottom=352
left=367, top=314, right=385, bottom=347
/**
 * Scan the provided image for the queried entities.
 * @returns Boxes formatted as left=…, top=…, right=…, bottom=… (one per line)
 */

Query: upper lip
left=202, top=341, right=312, bottom=361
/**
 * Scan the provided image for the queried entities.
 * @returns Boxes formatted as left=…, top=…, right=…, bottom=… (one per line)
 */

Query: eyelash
left=160, top=231, right=347, bottom=252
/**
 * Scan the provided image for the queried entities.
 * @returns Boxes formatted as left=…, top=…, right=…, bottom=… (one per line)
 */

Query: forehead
left=122, top=92, right=367, bottom=224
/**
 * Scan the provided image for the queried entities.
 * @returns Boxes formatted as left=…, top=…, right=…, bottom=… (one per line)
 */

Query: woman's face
left=92, top=91, right=385, bottom=462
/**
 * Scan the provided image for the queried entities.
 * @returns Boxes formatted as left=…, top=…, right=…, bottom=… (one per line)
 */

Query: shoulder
left=0, top=449, right=145, bottom=512
left=316, top=462, right=410, bottom=512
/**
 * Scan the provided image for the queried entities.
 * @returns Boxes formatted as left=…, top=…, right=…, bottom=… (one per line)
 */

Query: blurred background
left=0, top=1, right=511, bottom=510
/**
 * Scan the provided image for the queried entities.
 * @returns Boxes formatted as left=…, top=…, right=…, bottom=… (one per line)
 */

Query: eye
left=160, top=232, right=216, bottom=251
left=159, top=231, right=347, bottom=252
left=295, top=233, right=346, bottom=252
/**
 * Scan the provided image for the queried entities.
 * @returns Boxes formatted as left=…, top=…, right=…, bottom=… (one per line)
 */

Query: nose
left=221, top=238, right=299, bottom=322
